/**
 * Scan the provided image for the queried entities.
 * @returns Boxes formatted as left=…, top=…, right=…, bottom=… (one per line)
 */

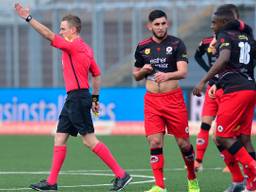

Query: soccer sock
left=228, top=141, right=256, bottom=175
left=92, top=142, right=125, bottom=178
left=196, top=123, right=211, bottom=162
left=243, top=152, right=256, bottom=178
left=182, top=145, right=196, bottom=180
left=221, top=149, right=244, bottom=182
left=150, top=148, right=165, bottom=189
left=47, top=145, right=67, bottom=185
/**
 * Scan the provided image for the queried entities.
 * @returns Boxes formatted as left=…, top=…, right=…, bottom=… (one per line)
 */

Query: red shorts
left=144, top=88, right=189, bottom=138
left=201, top=85, right=223, bottom=117
left=216, top=90, right=256, bottom=138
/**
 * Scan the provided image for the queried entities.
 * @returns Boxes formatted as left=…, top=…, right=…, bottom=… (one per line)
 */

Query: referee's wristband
left=25, top=15, right=32, bottom=22
left=92, top=95, right=99, bottom=103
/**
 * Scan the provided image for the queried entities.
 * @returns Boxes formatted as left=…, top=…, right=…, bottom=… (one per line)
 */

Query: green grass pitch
left=0, top=135, right=253, bottom=192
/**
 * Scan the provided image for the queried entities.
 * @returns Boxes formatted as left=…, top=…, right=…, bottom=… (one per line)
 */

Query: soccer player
left=14, top=3, right=132, bottom=191
left=211, top=5, right=256, bottom=192
left=194, top=7, right=235, bottom=172
left=193, top=9, right=256, bottom=192
left=194, top=34, right=222, bottom=172
left=194, top=8, right=256, bottom=191
left=133, top=10, right=200, bottom=192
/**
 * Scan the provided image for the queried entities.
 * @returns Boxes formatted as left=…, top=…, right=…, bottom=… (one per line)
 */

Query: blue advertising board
left=0, top=88, right=146, bottom=122
left=0, top=88, right=254, bottom=123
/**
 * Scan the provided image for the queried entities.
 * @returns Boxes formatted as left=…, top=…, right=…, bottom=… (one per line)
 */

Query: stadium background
left=0, top=0, right=255, bottom=135
left=0, top=1, right=255, bottom=191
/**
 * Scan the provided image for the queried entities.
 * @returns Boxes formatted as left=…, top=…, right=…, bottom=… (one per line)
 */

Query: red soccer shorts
left=215, top=90, right=256, bottom=138
left=201, top=85, right=223, bottom=117
left=144, top=88, right=189, bottom=138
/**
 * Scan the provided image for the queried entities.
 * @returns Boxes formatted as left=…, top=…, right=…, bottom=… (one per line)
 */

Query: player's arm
left=201, top=49, right=229, bottom=82
left=90, top=57, right=101, bottom=115
left=193, top=33, right=231, bottom=96
left=194, top=42, right=210, bottom=72
left=91, top=75, right=100, bottom=115
left=91, top=75, right=100, bottom=95
left=15, top=3, right=55, bottom=41
left=133, top=65, right=153, bottom=81
left=133, top=45, right=153, bottom=81
left=154, top=61, right=187, bottom=83
left=193, top=49, right=230, bottom=96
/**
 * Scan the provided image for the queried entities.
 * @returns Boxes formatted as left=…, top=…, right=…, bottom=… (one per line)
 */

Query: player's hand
left=208, top=84, right=217, bottom=99
left=141, top=64, right=153, bottom=74
left=193, top=81, right=205, bottom=97
left=154, top=72, right=169, bottom=83
left=14, top=3, right=30, bottom=19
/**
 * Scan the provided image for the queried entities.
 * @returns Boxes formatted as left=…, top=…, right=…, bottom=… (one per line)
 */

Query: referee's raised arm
left=14, top=3, right=55, bottom=41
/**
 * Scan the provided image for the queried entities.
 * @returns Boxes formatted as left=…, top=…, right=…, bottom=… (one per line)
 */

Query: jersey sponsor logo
left=150, top=155, right=159, bottom=163
left=217, top=125, right=224, bottom=132
left=150, top=57, right=167, bottom=65
left=220, top=42, right=230, bottom=49
left=166, top=46, right=173, bottom=54
left=154, top=63, right=168, bottom=68
left=144, top=48, right=151, bottom=55
left=238, top=35, right=248, bottom=41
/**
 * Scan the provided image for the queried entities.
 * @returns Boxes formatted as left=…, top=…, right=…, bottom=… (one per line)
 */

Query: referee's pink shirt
left=51, top=35, right=101, bottom=92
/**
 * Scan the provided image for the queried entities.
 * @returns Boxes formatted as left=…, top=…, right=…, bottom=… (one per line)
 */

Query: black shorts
left=57, top=89, right=94, bottom=136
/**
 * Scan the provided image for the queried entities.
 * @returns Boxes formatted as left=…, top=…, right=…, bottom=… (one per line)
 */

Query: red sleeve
left=51, top=35, right=72, bottom=52
left=90, top=58, right=101, bottom=76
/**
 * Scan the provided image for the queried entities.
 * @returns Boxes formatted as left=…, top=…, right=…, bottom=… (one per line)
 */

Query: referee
left=14, top=3, right=132, bottom=191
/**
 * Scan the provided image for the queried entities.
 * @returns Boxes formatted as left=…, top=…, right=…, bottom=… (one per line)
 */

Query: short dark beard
left=153, top=31, right=167, bottom=41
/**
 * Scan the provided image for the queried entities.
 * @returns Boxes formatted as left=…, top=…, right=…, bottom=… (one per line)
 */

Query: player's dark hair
left=148, top=10, right=167, bottom=22
left=62, top=15, right=82, bottom=33
left=214, top=9, right=236, bottom=23
left=216, top=4, right=239, bottom=19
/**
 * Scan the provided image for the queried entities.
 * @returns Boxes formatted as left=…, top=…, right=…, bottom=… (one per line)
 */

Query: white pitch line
left=0, top=171, right=155, bottom=191
left=0, top=167, right=223, bottom=175
left=0, top=187, right=31, bottom=191
left=0, top=167, right=224, bottom=191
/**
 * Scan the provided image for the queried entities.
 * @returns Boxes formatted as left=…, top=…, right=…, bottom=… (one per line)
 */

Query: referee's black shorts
left=57, top=89, right=94, bottom=136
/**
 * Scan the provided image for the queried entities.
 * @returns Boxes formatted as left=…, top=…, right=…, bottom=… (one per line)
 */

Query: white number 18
left=238, top=42, right=251, bottom=64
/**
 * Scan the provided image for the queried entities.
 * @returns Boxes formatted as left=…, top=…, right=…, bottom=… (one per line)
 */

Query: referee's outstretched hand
left=15, top=3, right=30, bottom=20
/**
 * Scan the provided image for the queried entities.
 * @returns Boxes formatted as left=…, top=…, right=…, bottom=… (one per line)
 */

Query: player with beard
left=133, top=10, right=200, bottom=192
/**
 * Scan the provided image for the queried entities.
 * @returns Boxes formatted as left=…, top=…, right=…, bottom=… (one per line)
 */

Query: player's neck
left=152, top=34, right=167, bottom=43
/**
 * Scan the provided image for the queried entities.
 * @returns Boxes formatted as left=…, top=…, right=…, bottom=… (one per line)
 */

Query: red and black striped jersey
left=216, top=28, right=256, bottom=93
left=134, top=35, right=188, bottom=80
left=194, top=36, right=218, bottom=85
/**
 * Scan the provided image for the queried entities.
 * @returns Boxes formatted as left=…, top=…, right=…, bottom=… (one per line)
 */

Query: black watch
left=25, top=15, right=32, bottom=22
